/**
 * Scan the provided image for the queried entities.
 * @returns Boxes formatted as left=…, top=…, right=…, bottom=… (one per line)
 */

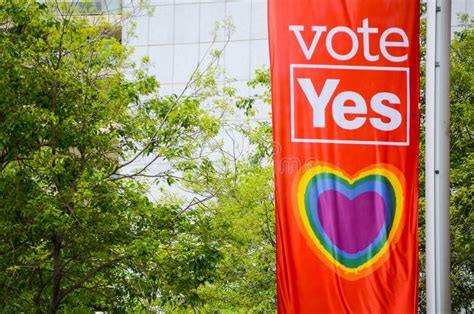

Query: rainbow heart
left=292, top=163, right=405, bottom=280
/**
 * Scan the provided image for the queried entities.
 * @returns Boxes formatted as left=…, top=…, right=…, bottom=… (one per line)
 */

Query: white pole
left=425, top=0, right=451, bottom=313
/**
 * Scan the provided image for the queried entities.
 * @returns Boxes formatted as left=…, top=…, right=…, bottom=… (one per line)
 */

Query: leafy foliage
left=0, top=1, right=225, bottom=312
left=446, top=15, right=474, bottom=312
left=417, top=13, right=474, bottom=314
left=185, top=156, right=276, bottom=312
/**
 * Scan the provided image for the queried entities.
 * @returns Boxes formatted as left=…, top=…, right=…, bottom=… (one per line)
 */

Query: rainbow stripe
left=292, top=163, right=405, bottom=280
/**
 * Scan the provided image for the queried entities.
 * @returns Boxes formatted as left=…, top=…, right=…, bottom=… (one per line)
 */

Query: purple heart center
left=317, top=191, right=386, bottom=254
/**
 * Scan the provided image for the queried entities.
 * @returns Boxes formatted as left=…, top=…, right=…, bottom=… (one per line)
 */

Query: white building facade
left=123, top=0, right=270, bottom=99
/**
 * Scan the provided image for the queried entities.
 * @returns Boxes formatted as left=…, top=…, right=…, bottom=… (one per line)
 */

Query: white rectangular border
left=290, top=64, right=410, bottom=146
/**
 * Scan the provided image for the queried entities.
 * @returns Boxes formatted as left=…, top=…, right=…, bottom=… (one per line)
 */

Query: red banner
left=268, top=1, right=420, bottom=312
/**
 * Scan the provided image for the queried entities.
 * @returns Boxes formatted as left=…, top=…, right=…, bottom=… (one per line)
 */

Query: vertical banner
left=268, top=0, right=420, bottom=312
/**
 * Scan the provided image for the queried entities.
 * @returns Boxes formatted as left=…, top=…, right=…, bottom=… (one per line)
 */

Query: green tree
left=175, top=160, right=276, bottom=312
left=0, top=0, right=226, bottom=311
left=445, top=15, right=474, bottom=312
left=171, top=69, right=277, bottom=312
left=418, top=13, right=474, bottom=314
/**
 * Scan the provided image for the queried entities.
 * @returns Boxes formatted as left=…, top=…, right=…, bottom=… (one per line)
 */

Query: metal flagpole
left=425, top=0, right=451, bottom=313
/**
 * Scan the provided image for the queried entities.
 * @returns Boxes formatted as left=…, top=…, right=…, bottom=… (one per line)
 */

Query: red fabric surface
left=268, top=1, right=420, bottom=312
